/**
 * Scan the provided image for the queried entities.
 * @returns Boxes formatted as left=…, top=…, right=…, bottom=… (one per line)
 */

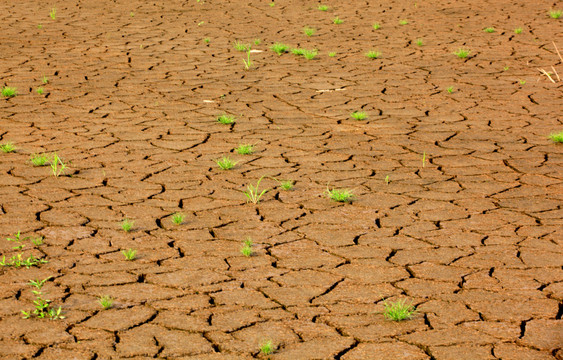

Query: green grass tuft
left=318, top=4, right=329, bottom=11
left=1, top=86, right=17, bottom=98
left=350, top=111, right=367, bottom=120
left=234, top=41, right=251, bottom=51
left=373, top=22, right=380, bottom=30
left=240, top=238, right=253, bottom=257
left=0, top=142, right=16, bottom=153
left=399, top=19, right=408, bottom=25
left=98, top=295, right=114, bottom=310
left=235, top=144, right=255, bottom=155
left=548, top=131, right=563, bottom=143
left=333, top=16, right=343, bottom=24
left=549, top=9, right=562, bottom=19
left=121, top=218, right=134, bottom=232
left=215, top=156, right=238, bottom=170
left=382, top=299, right=417, bottom=321
left=366, top=50, right=381, bottom=59
left=172, top=212, right=185, bottom=225
left=303, top=27, right=316, bottom=36
left=30, top=153, right=50, bottom=166
left=453, top=48, right=470, bottom=58
left=217, top=114, right=236, bottom=124
left=260, top=340, right=275, bottom=355
left=326, top=186, right=355, bottom=202
left=483, top=27, right=495, bottom=33
left=271, top=42, right=289, bottom=55
left=121, top=248, right=137, bottom=261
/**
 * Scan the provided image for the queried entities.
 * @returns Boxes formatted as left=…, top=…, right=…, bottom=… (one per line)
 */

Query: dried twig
left=538, top=68, right=556, bottom=83
left=553, top=41, right=563, bottom=63
left=551, top=65, right=561, bottom=82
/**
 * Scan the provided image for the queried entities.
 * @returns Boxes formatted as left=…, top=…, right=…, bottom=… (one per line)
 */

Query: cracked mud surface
left=1, top=0, right=562, bottom=359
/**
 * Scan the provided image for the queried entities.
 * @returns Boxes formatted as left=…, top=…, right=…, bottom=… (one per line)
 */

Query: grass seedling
left=350, top=111, right=368, bottom=120
left=235, top=144, right=255, bottom=155
left=503, top=66, right=509, bottom=71
left=548, top=131, right=563, bottom=143
left=422, top=152, right=427, bottom=167
left=549, top=9, right=562, bottom=19
left=373, top=22, right=381, bottom=30
left=7, top=231, right=25, bottom=250
left=215, top=156, right=238, bottom=170
left=399, top=19, right=408, bottom=25
left=98, top=295, right=114, bottom=309
left=328, top=52, right=336, bottom=57
left=121, top=218, right=134, bottom=232
left=31, top=237, right=43, bottom=246
left=0, top=142, right=15, bottom=153
left=303, top=27, right=316, bottom=36
left=519, top=79, right=526, bottom=85
left=514, top=27, right=522, bottom=34
left=291, top=48, right=306, bottom=56
left=171, top=212, right=185, bottom=225
left=415, top=38, right=423, bottom=46
left=271, top=42, right=289, bottom=55
left=244, top=176, right=269, bottom=204
left=217, top=114, right=236, bottom=124
left=318, top=4, right=329, bottom=11
left=325, top=186, right=355, bottom=202
left=366, top=50, right=382, bottom=59
left=447, top=86, right=454, bottom=93
left=30, top=153, right=50, bottom=166
left=484, top=27, right=495, bottom=33
left=21, top=277, right=65, bottom=320
left=121, top=248, right=137, bottom=261
left=130, top=11, right=135, bottom=17
left=1, top=86, right=17, bottom=98
left=242, top=50, right=253, bottom=70
left=269, top=2, right=275, bottom=6
left=36, top=87, right=44, bottom=95
left=42, top=75, right=49, bottom=84
left=204, top=37, right=210, bottom=43
left=240, top=238, right=253, bottom=257
left=49, top=7, right=56, bottom=20
left=382, top=298, right=417, bottom=321
left=197, top=21, right=205, bottom=26
left=454, top=48, right=470, bottom=58
left=253, top=39, right=261, bottom=45
left=37, top=24, right=43, bottom=29
left=50, top=153, right=68, bottom=177
left=303, top=49, right=318, bottom=60
left=234, top=41, right=250, bottom=52
left=333, top=16, right=343, bottom=24
left=385, top=175, right=390, bottom=185
left=260, top=340, right=275, bottom=355
left=279, top=180, right=294, bottom=190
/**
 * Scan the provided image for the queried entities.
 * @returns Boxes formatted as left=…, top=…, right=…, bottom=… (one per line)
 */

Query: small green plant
left=366, top=50, right=382, bottom=59
left=350, top=111, right=368, bottom=120
left=171, top=212, right=185, bottom=225
left=49, top=7, right=56, bottom=20
left=271, top=42, right=289, bottom=55
left=197, top=21, right=205, bottom=26
left=291, top=48, right=306, bottom=56
left=382, top=298, right=417, bottom=321
left=514, top=27, right=523, bottom=34
left=50, top=153, right=68, bottom=177
left=549, top=9, right=562, bottom=19
left=333, top=16, right=343, bottom=24
left=503, top=66, right=509, bottom=71
left=422, top=152, right=427, bottom=167
left=519, top=79, right=526, bottom=85
left=399, top=19, right=408, bottom=25
left=269, top=2, right=275, bottom=7
left=98, top=295, right=114, bottom=310
left=303, top=49, right=318, bottom=60
left=22, top=277, right=65, bottom=320
left=235, top=144, right=255, bottom=155
left=31, top=237, right=43, bottom=246
left=37, top=24, right=43, bottom=29
left=7, top=231, right=26, bottom=250
left=1, top=232, right=47, bottom=268
left=1, top=86, right=17, bottom=98
left=415, top=38, right=423, bottom=46
left=217, top=114, right=236, bottom=124
left=0, top=142, right=15, bottom=153
left=373, top=22, right=380, bottom=30
left=447, top=86, right=454, bottom=93
left=36, top=87, right=44, bottom=95
left=328, top=52, right=336, bottom=57
left=318, top=4, right=329, bottom=11
left=42, top=75, right=49, bottom=84
left=215, top=156, right=238, bottom=170
left=279, top=180, right=294, bottom=190
left=260, top=340, right=275, bottom=355
left=325, top=186, right=355, bottom=202
left=242, top=50, right=253, bottom=70
left=244, top=176, right=269, bottom=204
left=204, top=37, right=210, bottom=43
left=121, top=218, right=134, bottom=232
left=483, top=27, right=495, bottom=33
left=234, top=41, right=251, bottom=52
left=385, top=175, right=390, bottom=185
left=121, top=248, right=137, bottom=261
left=303, top=27, right=316, bottom=36
left=130, top=11, right=135, bottom=17
left=548, top=131, right=563, bottom=143
left=253, top=38, right=261, bottom=45
left=240, top=238, right=253, bottom=257
left=454, top=48, right=470, bottom=58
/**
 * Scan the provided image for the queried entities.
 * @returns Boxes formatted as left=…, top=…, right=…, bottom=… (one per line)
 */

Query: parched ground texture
left=0, top=0, right=562, bottom=359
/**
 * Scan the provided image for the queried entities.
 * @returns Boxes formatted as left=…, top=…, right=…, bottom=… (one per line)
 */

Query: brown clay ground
left=0, top=0, right=562, bottom=359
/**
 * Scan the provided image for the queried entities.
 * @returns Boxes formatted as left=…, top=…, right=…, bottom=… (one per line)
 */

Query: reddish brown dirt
left=0, top=0, right=562, bottom=359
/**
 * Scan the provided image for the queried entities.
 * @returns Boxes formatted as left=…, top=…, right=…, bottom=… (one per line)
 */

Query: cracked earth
left=0, top=0, right=562, bottom=359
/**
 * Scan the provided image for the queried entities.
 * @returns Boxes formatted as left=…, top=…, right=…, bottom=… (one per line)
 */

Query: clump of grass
left=21, top=277, right=64, bottom=320
left=514, top=27, right=523, bottom=34
left=130, top=11, right=135, bottom=17
left=98, top=295, right=114, bottom=310
left=333, top=16, right=343, bottom=24
left=350, top=111, right=368, bottom=120
left=269, top=2, right=275, bottom=7
left=453, top=48, right=470, bottom=58
left=303, top=49, right=318, bottom=60
left=234, top=41, right=251, bottom=52
left=49, top=7, right=56, bottom=20
left=373, top=22, right=380, bottom=30
left=244, top=176, right=269, bottom=204
left=549, top=9, right=562, bottom=19
left=328, top=52, right=336, bottom=57
left=171, top=212, right=185, bottom=225
left=50, top=153, right=68, bottom=177
left=215, top=156, right=238, bottom=170
left=325, top=186, right=355, bottom=202
left=1, top=86, right=17, bottom=98
left=242, top=50, right=253, bottom=70
left=235, top=144, right=255, bottom=155
left=217, top=114, right=236, bottom=124
left=447, top=86, right=454, bottom=93
left=483, top=27, right=495, bottom=33
left=366, top=50, right=382, bottom=59
left=318, top=4, right=329, bottom=11
left=121, top=218, right=134, bottom=232
left=291, top=48, right=306, bottom=56
left=548, top=131, right=563, bottom=143
left=30, top=153, right=50, bottom=166
left=240, top=238, right=253, bottom=257
left=399, top=19, right=408, bottom=25
left=36, top=87, right=44, bottom=95
left=260, top=340, right=275, bottom=355
left=42, top=75, right=49, bottom=84
left=121, top=248, right=137, bottom=261
left=415, top=38, right=423, bottom=46
left=253, top=39, right=261, bottom=45
left=271, top=42, right=289, bottom=55
left=382, top=298, right=417, bottom=321
left=279, top=180, right=294, bottom=190
left=0, top=142, right=16, bottom=153
left=303, top=27, right=316, bottom=36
